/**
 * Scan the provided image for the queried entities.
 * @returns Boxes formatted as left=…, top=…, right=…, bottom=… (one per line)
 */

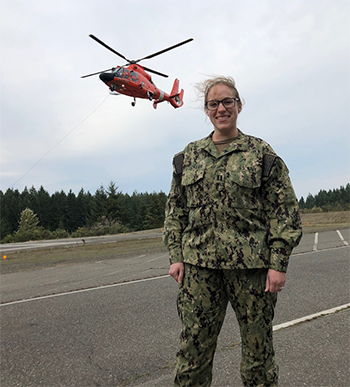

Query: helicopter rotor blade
left=142, top=66, right=169, bottom=78
left=89, top=34, right=130, bottom=63
left=81, top=68, right=115, bottom=78
left=84, top=35, right=193, bottom=79
left=135, top=38, right=193, bottom=63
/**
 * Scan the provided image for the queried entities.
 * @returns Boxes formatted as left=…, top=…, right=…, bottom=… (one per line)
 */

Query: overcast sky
left=1, top=0, right=349, bottom=200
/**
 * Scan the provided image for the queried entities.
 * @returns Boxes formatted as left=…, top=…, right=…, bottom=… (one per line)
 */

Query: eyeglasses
left=205, top=97, right=240, bottom=111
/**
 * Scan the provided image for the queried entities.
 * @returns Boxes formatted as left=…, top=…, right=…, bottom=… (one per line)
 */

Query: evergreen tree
left=1, top=188, right=21, bottom=235
left=120, top=193, right=134, bottom=229
left=14, top=208, right=40, bottom=242
left=0, top=191, right=11, bottom=238
left=1, top=181, right=348, bottom=243
left=143, top=192, right=167, bottom=229
left=106, top=181, right=124, bottom=224
left=137, top=192, right=150, bottom=231
left=90, top=185, right=108, bottom=224
left=65, top=190, right=78, bottom=232
left=315, top=189, right=327, bottom=207
left=20, top=186, right=36, bottom=212
left=17, top=208, right=40, bottom=232
left=76, top=189, right=92, bottom=229
left=128, top=191, right=144, bottom=230
left=51, top=190, right=68, bottom=230
left=34, top=186, right=52, bottom=229
left=305, top=193, right=315, bottom=209
left=299, top=183, right=350, bottom=211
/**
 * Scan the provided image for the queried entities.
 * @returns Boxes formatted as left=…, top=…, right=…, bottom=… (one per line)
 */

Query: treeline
left=298, top=183, right=350, bottom=212
left=1, top=182, right=349, bottom=243
left=0, top=182, right=167, bottom=243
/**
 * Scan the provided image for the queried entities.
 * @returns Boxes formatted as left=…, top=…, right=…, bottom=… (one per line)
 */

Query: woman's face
left=206, top=84, right=241, bottom=140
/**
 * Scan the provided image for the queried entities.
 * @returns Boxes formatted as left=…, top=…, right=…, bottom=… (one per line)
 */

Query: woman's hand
left=265, top=269, right=286, bottom=293
left=169, top=262, right=184, bottom=284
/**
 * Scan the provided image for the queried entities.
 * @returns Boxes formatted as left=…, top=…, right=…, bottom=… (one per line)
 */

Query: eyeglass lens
left=207, top=98, right=235, bottom=110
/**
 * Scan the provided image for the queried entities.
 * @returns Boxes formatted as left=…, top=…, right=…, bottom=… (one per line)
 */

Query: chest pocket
left=225, top=167, right=262, bottom=209
left=181, top=165, right=263, bottom=209
left=181, top=168, right=208, bottom=208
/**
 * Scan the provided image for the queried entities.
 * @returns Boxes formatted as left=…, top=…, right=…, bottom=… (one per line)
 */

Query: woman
left=163, top=76, right=302, bottom=387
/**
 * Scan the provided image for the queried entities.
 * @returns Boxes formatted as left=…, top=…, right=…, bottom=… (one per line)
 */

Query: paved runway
left=1, top=229, right=349, bottom=386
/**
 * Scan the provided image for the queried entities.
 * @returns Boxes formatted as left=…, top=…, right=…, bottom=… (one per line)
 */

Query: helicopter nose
left=99, top=72, right=114, bottom=83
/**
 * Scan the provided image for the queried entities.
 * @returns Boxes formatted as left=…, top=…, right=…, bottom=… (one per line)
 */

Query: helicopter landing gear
left=131, top=98, right=136, bottom=107
left=147, top=91, right=153, bottom=101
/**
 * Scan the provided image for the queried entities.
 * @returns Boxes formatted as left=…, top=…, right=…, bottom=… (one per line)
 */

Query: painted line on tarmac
left=126, top=254, right=146, bottom=261
left=337, top=230, right=349, bottom=246
left=228, top=304, right=350, bottom=349
left=273, top=303, right=350, bottom=332
left=147, top=254, right=169, bottom=263
left=292, top=244, right=349, bottom=257
left=102, top=268, right=126, bottom=277
left=0, top=274, right=171, bottom=307
left=313, top=232, right=319, bottom=251
left=1, top=245, right=349, bottom=307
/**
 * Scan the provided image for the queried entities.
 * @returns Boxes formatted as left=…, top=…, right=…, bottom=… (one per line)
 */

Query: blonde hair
left=195, top=76, right=243, bottom=110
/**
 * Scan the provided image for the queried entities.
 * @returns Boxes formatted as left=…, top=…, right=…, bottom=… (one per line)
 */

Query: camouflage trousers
left=174, top=264, right=278, bottom=387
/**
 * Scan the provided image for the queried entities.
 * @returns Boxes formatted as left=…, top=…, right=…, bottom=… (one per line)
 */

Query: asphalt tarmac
left=1, top=229, right=349, bottom=387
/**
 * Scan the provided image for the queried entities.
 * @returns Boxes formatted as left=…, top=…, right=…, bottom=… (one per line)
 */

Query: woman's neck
left=212, top=127, right=239, bottom=142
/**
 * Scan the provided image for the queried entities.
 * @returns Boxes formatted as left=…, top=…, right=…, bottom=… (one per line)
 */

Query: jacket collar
left=197, top=129, right=249, bottom=157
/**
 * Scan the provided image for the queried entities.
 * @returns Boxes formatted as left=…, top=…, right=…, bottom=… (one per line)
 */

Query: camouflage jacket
left=163, top=131, right=302, bottom=272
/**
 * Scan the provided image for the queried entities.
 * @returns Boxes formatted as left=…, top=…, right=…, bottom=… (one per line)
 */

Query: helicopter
left=82, top=35, right=193, bottom=109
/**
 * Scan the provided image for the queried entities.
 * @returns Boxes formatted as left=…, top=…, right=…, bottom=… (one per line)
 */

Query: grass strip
left=1, top=237, right=167, bottom=274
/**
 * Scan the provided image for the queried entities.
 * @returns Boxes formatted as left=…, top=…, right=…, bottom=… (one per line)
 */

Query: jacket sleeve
left=163, top=154, right=189, bottom=265
left=261, top=154, right=303, bottom=272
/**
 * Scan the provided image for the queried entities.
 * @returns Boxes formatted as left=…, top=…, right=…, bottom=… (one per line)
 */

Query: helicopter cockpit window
left=114, top=68, right=124, bottom=78
left=130, top=71, right=138, bottom=82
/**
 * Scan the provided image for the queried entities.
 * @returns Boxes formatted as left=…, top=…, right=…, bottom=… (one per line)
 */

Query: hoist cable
left=11, top=93, right=110, bottom=189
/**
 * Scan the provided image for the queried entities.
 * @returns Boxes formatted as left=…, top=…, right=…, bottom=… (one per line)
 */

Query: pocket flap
left=181, top=168, right=205, bottom=186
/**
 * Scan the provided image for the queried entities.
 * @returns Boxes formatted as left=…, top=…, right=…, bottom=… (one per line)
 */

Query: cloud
left=0, top=0, right=349, bottom=199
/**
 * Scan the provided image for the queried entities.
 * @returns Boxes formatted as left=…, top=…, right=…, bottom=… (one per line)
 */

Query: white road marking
left=3, top=280, right=349, bottom=337
left=0, top=275, right=171, bottom=307
left=313, top=232, right=319, bottom=251
left=126, top=254, right=146, bottom=261
left=102, top=269, right=126, bottom=277
left=273, top=303, right=350, bottom=331
left=0, top=240, right=85, bottom=253
left=1, top=245, right=348, bottom=307
left=147, top=254, right=168, bottom=263
left=336, top=230, right=349, bottom=246
left=292, top=244, right=349, bottom=256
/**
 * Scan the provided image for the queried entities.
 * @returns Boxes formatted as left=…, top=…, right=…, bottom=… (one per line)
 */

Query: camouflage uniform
left=163, top=131, right=302, bottom=386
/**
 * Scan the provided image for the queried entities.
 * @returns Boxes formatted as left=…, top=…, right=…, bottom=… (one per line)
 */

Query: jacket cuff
left=169, top=249, right=184, bottom=265
left=269, top=246, right=292, bottom=272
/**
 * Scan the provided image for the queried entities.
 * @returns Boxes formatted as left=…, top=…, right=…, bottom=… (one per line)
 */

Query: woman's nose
left=217, top=101, right=226, bottom=111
